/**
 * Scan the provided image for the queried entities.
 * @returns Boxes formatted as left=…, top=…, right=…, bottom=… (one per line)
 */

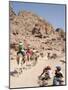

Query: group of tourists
left=17, top=41, right=33, bottom=64
left=38, top=65, right=64, bottom=86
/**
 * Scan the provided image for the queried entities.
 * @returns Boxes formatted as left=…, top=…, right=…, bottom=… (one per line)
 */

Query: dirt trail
left=10, top=54, right=65, bottom=88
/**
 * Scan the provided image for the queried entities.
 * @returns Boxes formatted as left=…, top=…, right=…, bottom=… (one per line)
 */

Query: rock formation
left=9, top=7, right=65, bottom=60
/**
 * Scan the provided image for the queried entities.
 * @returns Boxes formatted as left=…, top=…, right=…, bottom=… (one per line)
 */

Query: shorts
left=17, top=50, right=25, bottom=56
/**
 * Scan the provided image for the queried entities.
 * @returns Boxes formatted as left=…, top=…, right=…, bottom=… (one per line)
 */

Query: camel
left=16, top=53, right=25, bottom=75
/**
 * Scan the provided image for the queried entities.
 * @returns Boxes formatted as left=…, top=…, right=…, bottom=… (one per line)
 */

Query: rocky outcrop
left=9, top=8, right=65, bottom=57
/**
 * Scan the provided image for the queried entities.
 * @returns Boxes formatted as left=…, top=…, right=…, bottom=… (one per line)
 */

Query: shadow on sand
left=10, top=70, right=18, bottom=76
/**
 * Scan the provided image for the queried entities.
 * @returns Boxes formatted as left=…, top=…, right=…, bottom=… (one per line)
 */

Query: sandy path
left=10, top=55, right=65, bottom=88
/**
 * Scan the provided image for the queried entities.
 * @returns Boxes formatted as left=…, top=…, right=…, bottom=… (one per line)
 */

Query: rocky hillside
left=9, top=7, right=65, bottom=59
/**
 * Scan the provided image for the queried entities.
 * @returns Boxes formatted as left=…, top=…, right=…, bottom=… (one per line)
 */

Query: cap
left=56, top=65, right=61, bottom=71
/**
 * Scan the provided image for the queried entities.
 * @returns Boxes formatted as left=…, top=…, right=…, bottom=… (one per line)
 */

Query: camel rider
left=17, top=41, right=25, bottom=56
left=26, top=46, right=33, bottom=61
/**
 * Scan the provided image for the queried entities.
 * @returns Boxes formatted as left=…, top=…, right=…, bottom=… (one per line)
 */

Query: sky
left=10, top=1, right=66, bottom=31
